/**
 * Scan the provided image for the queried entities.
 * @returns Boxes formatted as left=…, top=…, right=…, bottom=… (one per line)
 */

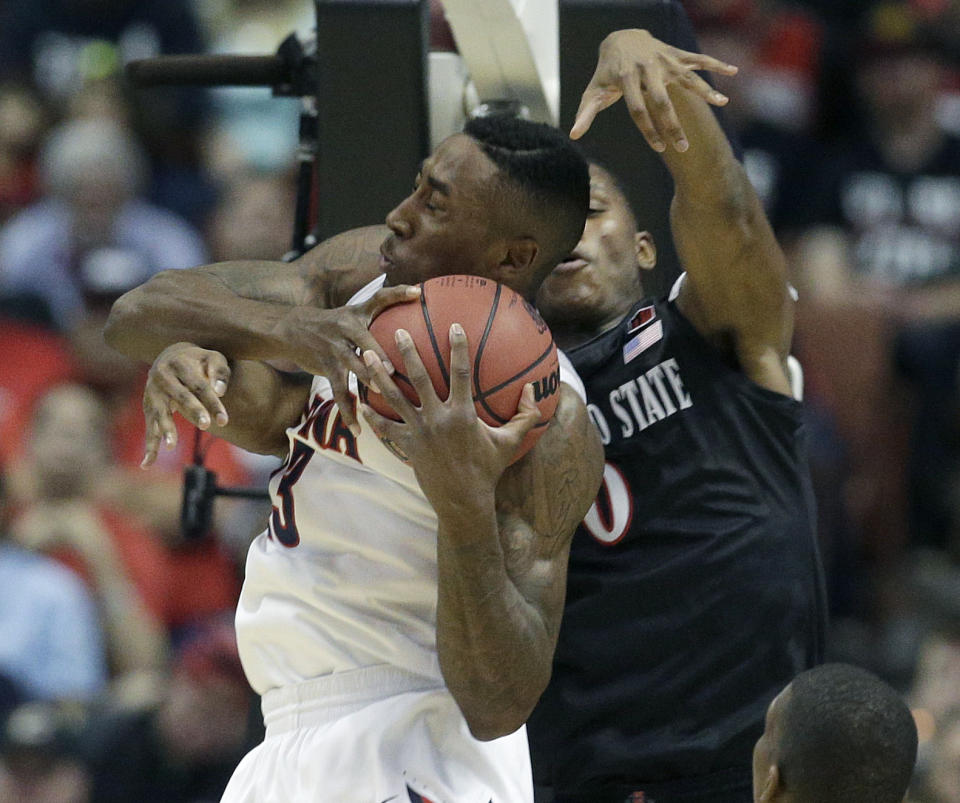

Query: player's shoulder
left=300, top=225, right=390, bottom=307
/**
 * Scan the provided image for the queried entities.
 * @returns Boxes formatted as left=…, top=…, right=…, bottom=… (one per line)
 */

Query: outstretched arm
left=105, top=225, right=388, bottom=363
left=360, top=332, right=604, bottom=739
left=107, top=225, right=418, bottom=434
left=572, top=30, right=793, bottom=396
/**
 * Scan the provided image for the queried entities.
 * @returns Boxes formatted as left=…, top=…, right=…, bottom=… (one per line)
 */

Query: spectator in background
left=0, top=117, right=206, bottom=331
left=0, top=470, right=107, bottom=709
left=8, top=384, right=170, bottom=678
left=689, top=5, right=824, bottom=234
left=206, top=172, right=295, bottom=263
left=0, top=702, right=91, bottom=803
left=789, top=2, right=960, bottom=621
left=0, top=83, right=48, bottom=225
left=912, top=704, right=960, bottom=802
left=0, top=0, right=215, bottom=224
left=81, top=617, right=260, bottom=803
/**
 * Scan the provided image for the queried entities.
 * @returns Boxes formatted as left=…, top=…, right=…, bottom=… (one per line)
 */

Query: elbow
left=455, top=672, right=550, bottom=742
left=463, top=706, right=531, bottom=742
left=103, top=287, right=143, bottom=353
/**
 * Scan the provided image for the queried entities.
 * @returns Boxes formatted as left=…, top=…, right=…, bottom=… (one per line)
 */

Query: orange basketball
left=360, top=275, right=561, bottom=462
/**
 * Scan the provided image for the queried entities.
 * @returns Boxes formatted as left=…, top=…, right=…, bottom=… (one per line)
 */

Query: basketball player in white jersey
left=110, top=116, right=605, bottom=802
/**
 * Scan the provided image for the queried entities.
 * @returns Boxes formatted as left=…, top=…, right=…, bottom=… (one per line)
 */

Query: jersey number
left=268, top=440, right=315, bottom=547
left=582, top=462, right=634, bottom=546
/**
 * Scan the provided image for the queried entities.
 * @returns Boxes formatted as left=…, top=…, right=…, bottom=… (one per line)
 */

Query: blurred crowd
left=0, top=0, right=959, bottom=800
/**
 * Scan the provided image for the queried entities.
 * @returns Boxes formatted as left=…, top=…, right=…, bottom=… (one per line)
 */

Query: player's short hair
left=464, top=116, right=589, bottom=273
left=779, top=664, right=917, bottom=803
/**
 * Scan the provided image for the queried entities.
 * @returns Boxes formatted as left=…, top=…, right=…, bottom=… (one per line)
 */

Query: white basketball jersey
left=236, top=275, right=584, bottom=695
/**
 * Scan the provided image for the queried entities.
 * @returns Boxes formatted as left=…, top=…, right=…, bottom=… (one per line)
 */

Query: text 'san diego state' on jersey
left=528, top=291, right=827, bottom=797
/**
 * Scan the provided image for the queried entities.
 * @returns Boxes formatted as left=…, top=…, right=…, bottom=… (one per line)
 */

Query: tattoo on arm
left=301, top=225, right=390, bottom=308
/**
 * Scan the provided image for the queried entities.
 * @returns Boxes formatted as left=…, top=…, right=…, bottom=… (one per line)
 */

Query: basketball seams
left=365, top=276, right=558, bottom=460
left=474, top=283, right=505, bottom=424
left=419, top=283, right=450, bottom=395
left=475, top=340, right=557, bottom=401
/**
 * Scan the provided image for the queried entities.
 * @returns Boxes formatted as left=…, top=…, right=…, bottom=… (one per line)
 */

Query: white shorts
left=221, top=664, right=533, bottom=803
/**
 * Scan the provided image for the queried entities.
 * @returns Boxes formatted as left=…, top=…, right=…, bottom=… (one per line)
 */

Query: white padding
left=440, top=0, right=557, bottom=125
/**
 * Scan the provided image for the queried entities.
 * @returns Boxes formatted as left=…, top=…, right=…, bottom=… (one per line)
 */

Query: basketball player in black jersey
left=528, top=30, right=827, bottom=803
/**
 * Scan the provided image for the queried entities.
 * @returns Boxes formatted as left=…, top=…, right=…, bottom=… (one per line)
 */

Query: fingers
left=447, top=323, right=473, bottom=406
left=673, top=64, right=729, bottom=107
left=358, top=403, right=409, bottom=462
left=338, top=312, right=396, bottom=383
left=642, top=59, right=687, bottom=152
left=192, top=355, right=230, bottom=427
left=570, top=85, right=621, bottom=140
left=328, top=374, right=361, bottom=437
left=672, top=48, right=739, bottom=77
left=393, top=328, right=439, bottom=410
left=149, top=363, right=218, bottom=432
left=620, top=65, right=665, bottom=152
left=203, top=353, right=232, bottom=426
left=362, top=348, right=417, bottom=421
left=142, top=401, right=177, bottom=468
left=365, top=284, right=421, bottom=318
left=501, top=383, right=542, bottom=443
left=360, top=285, right=421, bottom=369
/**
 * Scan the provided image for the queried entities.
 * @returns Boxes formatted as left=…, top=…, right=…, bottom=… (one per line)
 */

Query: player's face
left=752, top=686, right=790, bottom=801
left=381, top=134, right=503, bottom=287
left=536, top=164, right=651, bottom=334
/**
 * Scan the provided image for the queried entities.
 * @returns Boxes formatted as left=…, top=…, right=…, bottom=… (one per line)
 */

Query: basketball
left=360, top=274, right=562, bottom=462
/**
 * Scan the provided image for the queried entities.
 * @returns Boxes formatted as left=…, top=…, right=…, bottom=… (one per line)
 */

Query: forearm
left=662, top=83, right=751, bottom=216
left=105, top=263, right=296, bottom=364
left=435, top=495, right=554, bottom=740
left=105, top=225, right=388, bottom=364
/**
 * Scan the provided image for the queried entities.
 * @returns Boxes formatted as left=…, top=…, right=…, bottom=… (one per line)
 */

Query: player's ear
left=636, top=231, right=656, bottom=272
left=499, top=236, right=539, bottom=275
left=757, top=764, right=781, bottom=801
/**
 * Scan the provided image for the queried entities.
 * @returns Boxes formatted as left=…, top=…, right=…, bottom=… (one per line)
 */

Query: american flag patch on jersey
left=623, top=320, right=663, bottom=364
left=627, top=304, right=656, bottom=334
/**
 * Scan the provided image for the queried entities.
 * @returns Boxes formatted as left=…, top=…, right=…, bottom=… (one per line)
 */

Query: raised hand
left=358, top=324, right=541, bottom=513
left=273, top=284, right=421, bottom=435
left=571, top=28, right=738, bottom=152
left=142, top=342, right=231, bottom=467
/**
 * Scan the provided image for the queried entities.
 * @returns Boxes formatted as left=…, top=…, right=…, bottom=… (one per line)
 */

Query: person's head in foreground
left=380, top=115, right=589, bottom=300
left=753, top=663, right=918, bottom=802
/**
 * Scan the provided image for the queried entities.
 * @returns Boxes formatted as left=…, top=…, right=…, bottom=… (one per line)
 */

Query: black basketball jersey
left=528, top=290, right=827, bottom=797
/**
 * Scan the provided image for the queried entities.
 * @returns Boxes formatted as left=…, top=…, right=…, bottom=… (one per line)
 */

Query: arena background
left=0, top=1, right=958, bottom=800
